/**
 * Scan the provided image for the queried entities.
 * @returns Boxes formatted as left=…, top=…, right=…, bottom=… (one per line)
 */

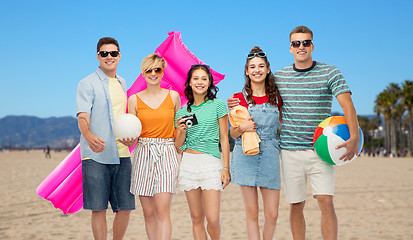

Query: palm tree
left=393, top=102, right=406, bottom=154
left=386, top=83, right=402, bottom=157
left=401, top=80, right=413, bottom=156
left=375, top=91, right=392, bottom=155
left=368, top=116, right=380, bottom=156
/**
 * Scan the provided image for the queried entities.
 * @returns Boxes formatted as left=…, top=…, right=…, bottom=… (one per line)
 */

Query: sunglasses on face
left=246, top=52, right=266, bottom=59
left=145, top=67, right=164, bottom=75
left=290, top=40, right=313, bottom=48
left=98, top=51, right=120, bottom=57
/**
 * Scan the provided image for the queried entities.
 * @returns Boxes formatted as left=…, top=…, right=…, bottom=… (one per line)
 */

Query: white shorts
left=280, top=149, right=335, bottom=203
left=179, top=152, right=223, bottom=191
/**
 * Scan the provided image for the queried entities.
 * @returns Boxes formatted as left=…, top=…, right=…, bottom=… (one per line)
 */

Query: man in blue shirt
left=76, top=37, right=136, bottom=240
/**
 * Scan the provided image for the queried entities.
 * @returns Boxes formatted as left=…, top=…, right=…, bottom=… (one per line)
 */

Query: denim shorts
left=82, top=158, right=135, bottom=212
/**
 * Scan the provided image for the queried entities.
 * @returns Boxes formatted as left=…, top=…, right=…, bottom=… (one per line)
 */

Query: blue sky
left=1, top=0, right=412, bottom=118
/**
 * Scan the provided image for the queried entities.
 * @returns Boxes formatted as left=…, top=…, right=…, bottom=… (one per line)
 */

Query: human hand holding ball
left=114, top=113, right=142, bottom=147
left=313, top=116, right=363, bottom=166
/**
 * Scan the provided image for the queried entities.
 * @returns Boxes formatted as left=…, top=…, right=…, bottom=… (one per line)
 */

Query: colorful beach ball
left=313, top=116, right=363, bottom=166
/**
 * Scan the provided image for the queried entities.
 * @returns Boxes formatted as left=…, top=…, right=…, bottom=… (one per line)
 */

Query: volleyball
left=313, top=116, right=363, bottom=166
left=113, top=113, right=142, bottom=139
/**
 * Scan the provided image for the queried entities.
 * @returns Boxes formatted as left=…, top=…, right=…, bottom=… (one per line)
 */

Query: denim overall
left=230, top=91, right=281, bottom=189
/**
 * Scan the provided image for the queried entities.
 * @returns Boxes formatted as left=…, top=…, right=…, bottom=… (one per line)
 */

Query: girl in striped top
left=175, top=64, right=230, bottom=240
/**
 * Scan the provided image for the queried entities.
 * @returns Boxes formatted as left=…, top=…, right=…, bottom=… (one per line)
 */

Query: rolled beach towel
left=229, top=105, right=261, bottom=155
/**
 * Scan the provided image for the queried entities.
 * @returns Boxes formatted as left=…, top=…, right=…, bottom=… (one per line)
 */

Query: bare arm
left=230, top=126, right=243, bottom=139
left=174, top=117, right=187, bottom=152
left=127, top=94, right=137, bottom=116
left=336, top=92, right=360, bottom=161
left=171, top=91, right=184, bottom=152
left=170, top=90, right=181, bottom=114
left=229, top=117, right=256, bottom=139
left=227, top=94, right=240, bottom=110
left=77, top=112, right=105, bottom=153
left=218, top=115, right=231, bottom=189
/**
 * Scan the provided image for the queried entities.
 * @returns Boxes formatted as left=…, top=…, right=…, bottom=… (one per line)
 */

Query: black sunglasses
left=246, top=52, right=266, bottom=59
left=290, top=40, right=313, bottom=48
left=98, top=51, right=120, bottom=58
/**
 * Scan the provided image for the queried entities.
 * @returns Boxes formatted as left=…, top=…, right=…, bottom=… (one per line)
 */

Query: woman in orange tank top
left=127, top=53, right=181, bottom=240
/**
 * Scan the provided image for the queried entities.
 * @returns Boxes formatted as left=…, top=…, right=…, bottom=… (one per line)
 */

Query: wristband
left=223, top=167, right=229, bottom=171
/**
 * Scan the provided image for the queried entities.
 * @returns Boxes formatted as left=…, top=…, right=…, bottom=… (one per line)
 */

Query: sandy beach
left=0, top=150, right=412, bottom=239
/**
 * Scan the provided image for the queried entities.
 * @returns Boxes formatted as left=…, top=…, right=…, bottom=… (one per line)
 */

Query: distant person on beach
left=228, top=26, right=360, bottom=239
left=45, top=145, right=51, bottom=158
left=175, top=64, right=230, bottom=240
left=76, top=37, right=136, bottom=240
left=127, top=53, right=181, bottom=240
left=228, top=47, right=282, bottom=239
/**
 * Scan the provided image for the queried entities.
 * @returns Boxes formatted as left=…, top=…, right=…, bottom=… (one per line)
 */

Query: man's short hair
left=289, top=26, right=313, bottom=41
left=97, top=37, right=120, bottom=52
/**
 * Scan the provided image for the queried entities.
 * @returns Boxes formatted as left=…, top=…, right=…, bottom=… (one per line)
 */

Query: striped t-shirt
left=175, top=98, right=228, bottom=159
left=274, top=61, right=351, bottom=150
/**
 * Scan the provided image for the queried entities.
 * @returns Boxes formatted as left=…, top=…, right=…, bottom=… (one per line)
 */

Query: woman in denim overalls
left=229, top=46, right=282, bottom=240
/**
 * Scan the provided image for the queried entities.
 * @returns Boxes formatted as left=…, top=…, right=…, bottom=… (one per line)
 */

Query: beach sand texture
left=1, top=150, right=412, bottom=239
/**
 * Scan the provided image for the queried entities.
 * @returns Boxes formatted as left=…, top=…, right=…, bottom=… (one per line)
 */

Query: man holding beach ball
left=274, top=26, right=360, bottom=240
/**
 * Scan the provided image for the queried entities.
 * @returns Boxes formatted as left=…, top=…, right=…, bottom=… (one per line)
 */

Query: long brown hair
left=244, top=46, right=279, bottom=106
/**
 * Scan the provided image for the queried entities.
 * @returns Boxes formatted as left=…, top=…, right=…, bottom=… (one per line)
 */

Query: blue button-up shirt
left=76, top=67, right=127, bottom=164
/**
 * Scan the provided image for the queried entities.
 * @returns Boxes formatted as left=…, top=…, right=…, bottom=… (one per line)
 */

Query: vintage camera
left=181, top=114, right=198, bottom=127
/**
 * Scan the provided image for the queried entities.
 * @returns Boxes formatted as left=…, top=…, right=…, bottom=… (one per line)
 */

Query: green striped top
left=274, top=61, right=351, bottom=150
left=175, top=98, right=228, bottom=159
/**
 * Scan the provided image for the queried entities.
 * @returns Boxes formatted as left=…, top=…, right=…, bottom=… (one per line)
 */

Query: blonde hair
left=140, top=53, right=167, bottom=73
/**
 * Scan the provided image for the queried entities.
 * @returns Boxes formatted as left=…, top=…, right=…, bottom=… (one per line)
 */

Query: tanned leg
left=317, top=195, right=337, bottom=240
left=154, top=193, right=173, bottom=240
left=260, top=188, right=280, bottom=240
left=113, top=210, right=131, bottom=240
left=185, top=188, right=208, bottom=240
left=139, top=196, right=158, bottom=240
left=203, top=190, right=221, bottom=240
left=91, top=210, right=107, bottom=240
left=240, top=186, right=260, bottom=240
left=290, top=201, right=306, bottom=240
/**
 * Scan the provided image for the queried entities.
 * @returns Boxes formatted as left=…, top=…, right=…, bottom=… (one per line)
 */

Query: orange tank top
left=136, top=91, right=175, bottom=138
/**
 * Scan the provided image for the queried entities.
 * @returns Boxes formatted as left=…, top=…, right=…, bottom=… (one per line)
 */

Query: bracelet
left=223, top=167, right=229, bottom=171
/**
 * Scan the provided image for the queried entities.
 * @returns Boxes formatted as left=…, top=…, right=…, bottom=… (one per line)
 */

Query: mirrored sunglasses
left=246, top=52, right=266, bottom=59
left=145, top=67, right=164, bottom=75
